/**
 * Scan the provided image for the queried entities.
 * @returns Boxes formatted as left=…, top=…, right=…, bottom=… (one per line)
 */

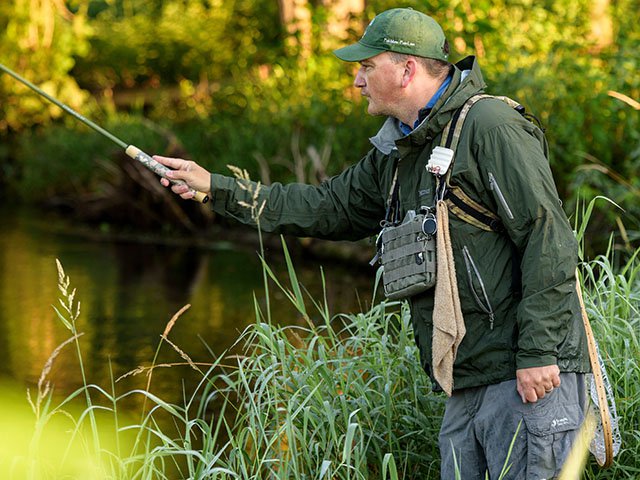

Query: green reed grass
left=14, top=196, right=640, bottom=479
left=203, top=296, right=444, bottom=478
left=574, top=197, right=640, bottom=479
left=579, top=250, right=640, bottom=479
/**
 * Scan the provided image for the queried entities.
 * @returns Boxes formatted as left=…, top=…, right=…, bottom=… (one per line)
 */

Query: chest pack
left=373, top=94, right=539, bottom=300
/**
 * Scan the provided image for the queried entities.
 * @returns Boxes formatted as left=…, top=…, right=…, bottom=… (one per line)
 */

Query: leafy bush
left=0, top=1, right=91, bottom=131
left=3, top=0, right=640, bottom=249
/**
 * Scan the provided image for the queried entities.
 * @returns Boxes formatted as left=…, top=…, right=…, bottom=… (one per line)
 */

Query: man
left=155, top=8, right=590, bottom=479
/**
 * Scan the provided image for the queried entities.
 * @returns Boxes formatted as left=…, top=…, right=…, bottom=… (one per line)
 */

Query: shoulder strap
left=441, top=93, right=526, bottom=151
left=436, top=94, right=530, bottom=233
left=437, top=95, right=528, bottom=296
left=440, top=94, right=492, bottom=154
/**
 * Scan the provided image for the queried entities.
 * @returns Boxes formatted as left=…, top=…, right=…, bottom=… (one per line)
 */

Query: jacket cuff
left=210, top=174, right=236, bottom=215
left=516, top=352, right=557, bottom=370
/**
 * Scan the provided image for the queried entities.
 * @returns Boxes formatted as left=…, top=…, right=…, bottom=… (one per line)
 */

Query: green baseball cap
left=334, top=8, right=449, bottom=62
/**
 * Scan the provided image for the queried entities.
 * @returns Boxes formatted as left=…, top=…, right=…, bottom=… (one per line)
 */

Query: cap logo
left=383, top=37, right=416, bottom=48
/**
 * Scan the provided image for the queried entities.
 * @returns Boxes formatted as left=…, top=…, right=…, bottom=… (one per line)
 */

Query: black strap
left=445, top=189, right=505, bottom=233
left=387, top=178, right=401, bottom=224
left=383, top=156, right=402, bottom=225
left=444, top=106, right=464, bottom=149
left=435, top=102, right=467, bottom=201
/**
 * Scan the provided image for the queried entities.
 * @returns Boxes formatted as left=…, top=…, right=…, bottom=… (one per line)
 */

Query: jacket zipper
left=488, top=172, right=514, bottom=220
left=462, top=246, right=495, bottom=329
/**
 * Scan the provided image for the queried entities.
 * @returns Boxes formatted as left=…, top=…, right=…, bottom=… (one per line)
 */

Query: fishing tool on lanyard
left=0, top=63, right=209, bottom=203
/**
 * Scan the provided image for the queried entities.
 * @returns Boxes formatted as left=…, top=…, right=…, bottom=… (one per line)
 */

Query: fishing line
left=0, top=63, right=209, bottom=203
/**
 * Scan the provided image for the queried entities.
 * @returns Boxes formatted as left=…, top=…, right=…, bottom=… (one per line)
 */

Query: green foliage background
left=1, top=0, right=638, bottom=246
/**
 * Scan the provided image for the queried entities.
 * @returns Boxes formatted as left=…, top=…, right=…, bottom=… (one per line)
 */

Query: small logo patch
left=551, top=417, right=569, bottom=429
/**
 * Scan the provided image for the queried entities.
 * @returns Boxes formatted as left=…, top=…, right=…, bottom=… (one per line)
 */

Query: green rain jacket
left=209, top=56, right=590, bottom=390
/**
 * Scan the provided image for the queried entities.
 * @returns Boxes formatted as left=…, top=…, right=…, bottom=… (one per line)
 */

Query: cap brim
left=333, top=42, right=385, bottom=62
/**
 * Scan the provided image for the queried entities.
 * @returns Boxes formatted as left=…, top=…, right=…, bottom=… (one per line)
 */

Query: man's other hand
left=516, top=365, right=561, bottom=403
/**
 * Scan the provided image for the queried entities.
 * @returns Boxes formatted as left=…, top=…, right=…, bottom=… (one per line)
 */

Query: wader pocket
left=523, top=403, right=583, bottom=479
left=378, top=210, right=437, bottom=300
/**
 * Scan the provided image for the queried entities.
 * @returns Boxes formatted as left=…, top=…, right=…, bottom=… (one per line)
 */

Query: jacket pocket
left=462, top=245, right=495, bottom=329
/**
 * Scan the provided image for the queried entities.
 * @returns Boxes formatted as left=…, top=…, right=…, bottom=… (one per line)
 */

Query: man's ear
left=401, top=57, right=418, bottom=88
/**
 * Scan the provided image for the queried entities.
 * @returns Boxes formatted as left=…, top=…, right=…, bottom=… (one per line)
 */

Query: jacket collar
left=369, top=56, right=486, bottom=155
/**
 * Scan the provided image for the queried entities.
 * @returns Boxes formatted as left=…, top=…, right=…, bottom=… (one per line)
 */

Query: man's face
left=354, top=52, right=404, bottom=117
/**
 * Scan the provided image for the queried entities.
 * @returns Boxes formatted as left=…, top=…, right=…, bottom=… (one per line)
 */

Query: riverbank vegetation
left=1, top=0, right=639, bottom=254
left=4, top=221, right=638, bottom=479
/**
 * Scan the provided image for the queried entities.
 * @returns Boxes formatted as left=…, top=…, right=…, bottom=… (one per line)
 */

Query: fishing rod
left=0, top=63, right=209, bottom=203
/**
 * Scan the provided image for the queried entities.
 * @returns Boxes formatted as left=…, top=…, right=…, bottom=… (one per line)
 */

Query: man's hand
left=516, top=365, right=561, bottom=403
left=154, top=155, right=212, bottom=200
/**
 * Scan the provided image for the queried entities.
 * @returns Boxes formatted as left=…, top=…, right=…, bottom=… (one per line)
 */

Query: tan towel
left=432, top=199, right=466, bottom=396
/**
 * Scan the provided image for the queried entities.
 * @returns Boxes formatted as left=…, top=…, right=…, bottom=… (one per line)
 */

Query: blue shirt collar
left=399, top=74, right=453, bottom=135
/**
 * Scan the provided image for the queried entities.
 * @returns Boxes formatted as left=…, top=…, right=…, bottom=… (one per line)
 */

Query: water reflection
left=0, top=206, right=373, bottom=406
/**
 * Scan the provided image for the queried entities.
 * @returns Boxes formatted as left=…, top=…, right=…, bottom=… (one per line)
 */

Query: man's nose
left=354, top=67, right=366, bottom=88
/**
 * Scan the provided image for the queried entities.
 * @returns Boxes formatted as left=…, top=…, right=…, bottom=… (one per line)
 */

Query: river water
left=0, top=205, right=374, bottom=408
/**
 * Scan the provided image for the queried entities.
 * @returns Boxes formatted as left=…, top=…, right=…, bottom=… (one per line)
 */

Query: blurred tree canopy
left=0, top=0, right=91, bottom=130
left=0, top=0, right=638, bottom=244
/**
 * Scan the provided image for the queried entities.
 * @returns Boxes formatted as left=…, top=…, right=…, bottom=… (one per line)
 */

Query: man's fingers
left=535, top=384, right=547, bottom=400
left=154, top=154, right=211, bottom=197
left=160, top=174, right=186, bottom=189
left=155, top=156, right=195, bottom=184
left=516, top=365, right=562, bottom=404
left=521, top=385, right=555, bottom=404
left=153, top=155, right=184, bottom=169
left=521, top=387, right=538, bottom=404
left=171, top=183, right=191, bottom=196
left=517, top=384, right=533, bottom=404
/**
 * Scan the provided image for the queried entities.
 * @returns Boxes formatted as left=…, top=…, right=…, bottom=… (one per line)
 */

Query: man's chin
left=367, top=105, right=382, bottom=116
